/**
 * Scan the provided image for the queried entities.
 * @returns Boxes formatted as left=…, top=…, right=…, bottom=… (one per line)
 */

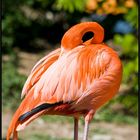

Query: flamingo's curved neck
left=61, top=22, right=104, bottom=50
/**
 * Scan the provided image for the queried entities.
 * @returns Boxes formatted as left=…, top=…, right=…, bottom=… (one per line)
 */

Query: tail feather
left=7, top=111, right=20, bottom=140
left=19, top=102, right=63, bottom=122
left=6, top=88, right=38, bottom=140
left=6, top=100, right=63, bottom=140
left=16, top=110, right=46, bottom=131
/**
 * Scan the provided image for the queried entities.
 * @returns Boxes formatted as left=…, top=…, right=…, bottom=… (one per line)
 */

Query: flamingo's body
left=7, top=22, right=122, bottom=140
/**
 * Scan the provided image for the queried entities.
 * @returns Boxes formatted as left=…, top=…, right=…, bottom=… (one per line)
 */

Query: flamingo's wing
left=21, top=48, right=61, bottom=98
left=37, top=45, right=121, bottom=103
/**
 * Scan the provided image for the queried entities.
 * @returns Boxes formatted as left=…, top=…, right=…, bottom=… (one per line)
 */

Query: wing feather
left=35, top=45, right=112, bottom=104
left=21, top=48, right=61, bottom=98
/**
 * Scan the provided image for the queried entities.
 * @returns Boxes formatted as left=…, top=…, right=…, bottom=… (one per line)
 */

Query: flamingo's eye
left=82, top=31, right=94, bottom=42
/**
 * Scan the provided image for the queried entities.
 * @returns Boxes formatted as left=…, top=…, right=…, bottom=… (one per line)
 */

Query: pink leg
left=83, top=110, right=95, bottom=140
left=83, top=120, right=89, bottom=140
left=74, top=117, right=79, bottom=140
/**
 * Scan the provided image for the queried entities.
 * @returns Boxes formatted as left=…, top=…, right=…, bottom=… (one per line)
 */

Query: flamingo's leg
left=83, top=110, right=95, bottom=140
left=83, top=120, right=89, bottom=140
left=74, top=117, right=79, bottom=140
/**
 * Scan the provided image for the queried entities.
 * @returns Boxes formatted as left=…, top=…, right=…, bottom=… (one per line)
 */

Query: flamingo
left=7, top=22, right=122, bottom=140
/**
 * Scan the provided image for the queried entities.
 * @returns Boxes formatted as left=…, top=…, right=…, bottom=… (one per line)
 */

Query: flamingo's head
left=61, top=22, right=104, bottom=50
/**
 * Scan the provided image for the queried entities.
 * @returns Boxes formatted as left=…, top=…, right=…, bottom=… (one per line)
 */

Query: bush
left=2, top=54, right=26, bottom=109
left=113, top=33, right=138, bottom=116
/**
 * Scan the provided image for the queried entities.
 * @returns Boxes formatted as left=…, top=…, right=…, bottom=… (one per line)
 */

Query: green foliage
left=96, top=109, right=137, bottom=125
left=114, top=33, right=138, bottom=91
left=93, top=99, right=138, bottom=125
left=2, top=3, right=32, bottom=53
left=2, top=0, right=88, bottom=54
left=112, top=7, right=138, bottom=116
left=113, top=4, right=138, bottom=90
left=113, top=34, right=138, bottom=115
left=114, top=33, right=138, bottom=89
left=55, top=0, right=86, bottom=13
left=125, top=5, right=138, bottom=29
left=2, top=54, right=26, bottom=109
left=114, top=34, right=138, bottom=56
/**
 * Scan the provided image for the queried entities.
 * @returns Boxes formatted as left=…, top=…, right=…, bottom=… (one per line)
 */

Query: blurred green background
left=2, top=0, right=138, bottom=140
